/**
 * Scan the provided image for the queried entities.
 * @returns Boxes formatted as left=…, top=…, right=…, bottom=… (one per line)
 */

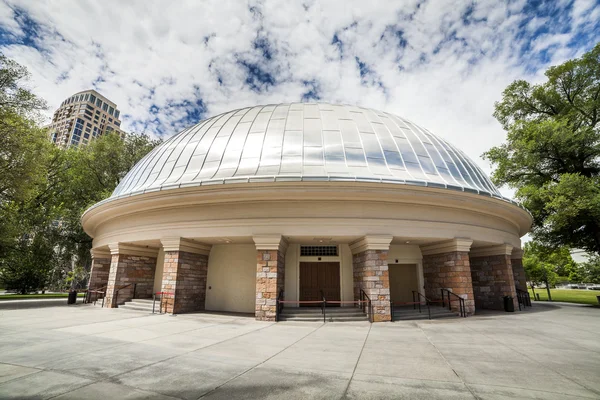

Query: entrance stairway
left=118, top=298, right=155, bottom=312
left=392, top=304, right=458, bottom=321
left=279, top=307, right=369, bottom=322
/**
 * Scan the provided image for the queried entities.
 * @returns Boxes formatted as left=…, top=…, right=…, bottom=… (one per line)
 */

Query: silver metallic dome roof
left=111, top=103, right=510, bottom=202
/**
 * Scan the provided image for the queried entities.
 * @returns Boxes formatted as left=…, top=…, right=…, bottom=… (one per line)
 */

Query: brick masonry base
left=255, top=250, right=285, bottom=321
left=88, top=257, right=111, bottom=290
left=161, top=250, right=208, bottom=314
left=423, top=251, right=475, bottom=315
left=105, top=254, right=157, bottom=308
left=511, top=258, right=527, bottom=292
left=471, top=255, right=518, bottom=310
left=353, top=250, right=391, bottom=322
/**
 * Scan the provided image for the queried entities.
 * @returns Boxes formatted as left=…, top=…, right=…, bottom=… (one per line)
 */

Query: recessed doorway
left=299, top=262, right=340, bottom=306
left=389, top=263, right=419, bottom=304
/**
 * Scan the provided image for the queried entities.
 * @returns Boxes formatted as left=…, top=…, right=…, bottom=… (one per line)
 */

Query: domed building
left=82, top=103, right=531, bottom=321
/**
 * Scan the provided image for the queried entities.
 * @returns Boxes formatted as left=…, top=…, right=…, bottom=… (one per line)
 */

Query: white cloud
left=0, top=0, right=598, bottom=194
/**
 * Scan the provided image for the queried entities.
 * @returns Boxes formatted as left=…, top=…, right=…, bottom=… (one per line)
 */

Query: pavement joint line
left=415, top=320, right=480, bottom=400
left=195, top=322, right=327, bottom=399
left=461, top=321, right=600, bottom=398
left=43, top=318, right=276, bottom=400
left=96, top=320, right=277, bottom=396
left=340, top=322, right=372, bottom=399
left=0, top=363, right=44, bottom=386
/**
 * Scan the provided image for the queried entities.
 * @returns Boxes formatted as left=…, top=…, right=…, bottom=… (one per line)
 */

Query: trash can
left=503, top=296, right=515, bottom=312
left=67, top=290, right=78, bottom=305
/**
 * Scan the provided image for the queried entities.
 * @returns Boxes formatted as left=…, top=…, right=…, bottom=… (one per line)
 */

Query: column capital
left=160, top=237, right=211, bottom=255
left=470, top=244, right=513, bottom=258
left=90, top=247, right=111, bottom=259
left=420, top=238, right=473, bottom=256
left=511, top=248, right=524, bottom=259
left=108, top=243, right=159, bottom=257
left=253, top=235, right=288, bottom=253
left=349, top=235, right=393, bottom=255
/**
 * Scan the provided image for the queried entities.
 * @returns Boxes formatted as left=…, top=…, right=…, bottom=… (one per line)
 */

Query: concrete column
left=470, top=244, right=518, bottom=310
left=511, top=248, right=527, bottom=291
left=253, top=235, right=287, bottom=321
left=421, top=239, right=475, bottom=315
left=88, top=248, right=111, bottom=291
left=350, top=235, right=393, bottom=322
left=160, top=238, right=211, bottom=314
left=105, top=243, right=159, bottom=308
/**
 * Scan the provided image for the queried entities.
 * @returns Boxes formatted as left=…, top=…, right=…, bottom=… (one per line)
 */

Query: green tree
left=0, top=54, right=161, bottom=293
left=484, top=43, right=600, bottom=255
left=569, top=256, right=600, bottom=283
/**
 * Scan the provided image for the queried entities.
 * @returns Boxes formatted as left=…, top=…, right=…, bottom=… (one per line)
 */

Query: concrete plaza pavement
left=0, top=302, right=599, bottom=399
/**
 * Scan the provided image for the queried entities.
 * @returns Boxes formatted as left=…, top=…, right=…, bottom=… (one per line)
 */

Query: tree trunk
left=545, top=279, right=552, bottom=301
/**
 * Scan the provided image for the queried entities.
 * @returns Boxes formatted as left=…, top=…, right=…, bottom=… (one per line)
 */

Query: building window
left=115, top=121, right=121, bottom=126
left=70, top=118, right=84, bottom=146
left=89, top=94, right=96, bottom=104
left=300, top=246, right=338, bottom=257
left=108, top=106, right=114, bottom=115
left=96, top=99, right=102, bottom=107
left=108, top=118, right=113, bottom=123
left=84, top=94, right=89, bottom=101
left=102, top=103, right=108, bottom=111
left=114, top=110, right=120, bottom=119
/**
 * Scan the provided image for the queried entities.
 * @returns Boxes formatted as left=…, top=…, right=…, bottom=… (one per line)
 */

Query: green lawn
left=0, top=293, right=85, bottom=300
left=528, top=288, right=600, bottom=305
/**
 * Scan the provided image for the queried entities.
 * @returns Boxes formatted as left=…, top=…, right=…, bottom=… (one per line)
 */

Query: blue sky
left=0, top=0, right=599, bottom=191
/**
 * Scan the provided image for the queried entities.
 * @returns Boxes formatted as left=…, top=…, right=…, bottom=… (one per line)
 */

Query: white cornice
left=470, top=244, right=513, bottom=258
left=90, top=248, right=111, bottom=259
left=253, top=235, right=288, bottom=253
left=349, top=235, right=393, bottom=255
left=108, top=243, right=159, bottom=257
left=160, top=237, right=211, bottom=255
left=420, top=238, right=473, bottom=256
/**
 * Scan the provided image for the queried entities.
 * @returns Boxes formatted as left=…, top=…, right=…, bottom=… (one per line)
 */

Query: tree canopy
left=485, top=43, right=600, bottom=255
left=0, top=53, right=161, bottom=293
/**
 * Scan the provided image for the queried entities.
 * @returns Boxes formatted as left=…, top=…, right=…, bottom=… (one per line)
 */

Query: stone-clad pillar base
left=88, top=248, right=111, bottom=291
left=350, top=236, right=392, bottom=322
left=105, top=244, right=159, bottom=308
left=254, top=235, right=287, bottom=321
left=160, top=238, right=210, bottom=315
left=470, top=245, right=518, bottom=311
left=421, top=239, right=475, bottom=315
left=511, top=249, right=527, bottom=292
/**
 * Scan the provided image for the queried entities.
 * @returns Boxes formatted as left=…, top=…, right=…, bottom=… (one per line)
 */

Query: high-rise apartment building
left=47, top=89, right=125, bottom=148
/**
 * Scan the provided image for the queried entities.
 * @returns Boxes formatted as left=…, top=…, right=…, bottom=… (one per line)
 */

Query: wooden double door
left=299, top=262, right=340, bottom=306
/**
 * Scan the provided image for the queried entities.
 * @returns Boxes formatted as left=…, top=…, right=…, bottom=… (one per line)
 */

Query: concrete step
left=281, top=312, right=366, bottom=318
left=118, top=304, right=154, bottom=312
left=280, top=307, right=364, bottom=314
left=280, top=315, right=368, bottom=322
left=392, top=306, right=459, bottom=321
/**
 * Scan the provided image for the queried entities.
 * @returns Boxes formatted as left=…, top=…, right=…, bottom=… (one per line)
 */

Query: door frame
left=296, top=250, right=342, bottom=304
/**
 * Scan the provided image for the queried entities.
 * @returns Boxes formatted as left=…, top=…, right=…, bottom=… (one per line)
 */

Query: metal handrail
left=412, top=291, right=432, bottom=320
left=441, top=288, right=467, bottom=317
left=114, top=283, right=136, bottom=308
left=87, top=286, right=107, bottom=307
left=320, top=289, right=327, bottom=323
left=359, top=289, right=372, bottom=323
left=276, top=289, right=284, bottom=322
left=515, top=288, right=531, bottom=309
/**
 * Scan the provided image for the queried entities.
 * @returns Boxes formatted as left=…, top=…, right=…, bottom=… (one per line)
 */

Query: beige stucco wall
left=389, top=244, right=424, bottom=292
left=340, top=244, right=354, bottom=306
left=284, top=244, right=299, bottom=305
left=205, top=244, right=256, bottom=313
left=153, top=248, right=165, bottom=293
